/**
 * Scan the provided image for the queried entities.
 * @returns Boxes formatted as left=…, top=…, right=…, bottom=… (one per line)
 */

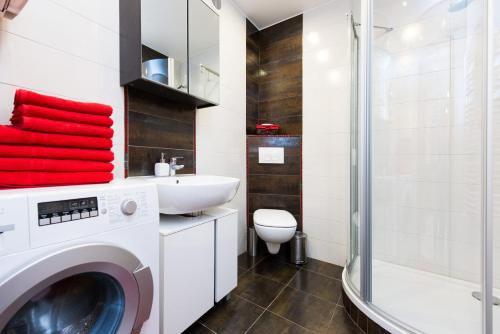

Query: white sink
left=146, top=175, right=240, bottom=214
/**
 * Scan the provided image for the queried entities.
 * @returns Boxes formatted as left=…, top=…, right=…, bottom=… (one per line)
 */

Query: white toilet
left=253, top=209, right=297, bottom=254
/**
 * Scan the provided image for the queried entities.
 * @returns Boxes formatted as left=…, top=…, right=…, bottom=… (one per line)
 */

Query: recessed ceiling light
left=402, top=1, right=408, bottom=7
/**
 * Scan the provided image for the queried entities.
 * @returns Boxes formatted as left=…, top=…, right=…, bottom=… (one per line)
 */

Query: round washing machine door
left=0, top=244, right=154, bottom=334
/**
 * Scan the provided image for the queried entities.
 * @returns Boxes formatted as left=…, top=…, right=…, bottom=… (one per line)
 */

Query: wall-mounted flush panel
left=259, top=147, right=284, bottom=164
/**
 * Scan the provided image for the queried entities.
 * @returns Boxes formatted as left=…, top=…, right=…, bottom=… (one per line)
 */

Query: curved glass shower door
left=369, top=0, right=485, bottom=333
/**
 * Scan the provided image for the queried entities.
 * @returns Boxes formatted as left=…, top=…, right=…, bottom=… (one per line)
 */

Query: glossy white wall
left=196, top=0, right=247, bottom=254
left=0, top=0, right=125, bottom=178
left=303, top=0, right=352, bottom=266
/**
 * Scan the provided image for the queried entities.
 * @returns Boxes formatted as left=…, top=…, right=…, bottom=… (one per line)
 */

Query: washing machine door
left=0, top=244, right=154, bottom=334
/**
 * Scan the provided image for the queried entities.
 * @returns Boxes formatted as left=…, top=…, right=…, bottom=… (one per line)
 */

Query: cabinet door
left=188, top=0, right=220, bottom=103
left=215, top=213, right=238, bottom=302
left=161, top=221, right=214, bottom=334
left=141, top=0, right=188, bottom=92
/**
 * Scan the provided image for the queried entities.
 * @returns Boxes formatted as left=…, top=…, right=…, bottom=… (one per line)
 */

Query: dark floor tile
left=182, top=322, right=215, bottom=334
left=238, top=252, right=268, bottom=270
left=234, top=271, right=284, bottom=307
left=247, top=311, right=310, bottom=334
left=269, top=287, right=336, bottom=333
left=303, top=258, right=344, bottom=280
left=238, top=266, right=248, bottom=277
left=252, top=256, right=299, bottom=284
left=290, top=270, right=343, bottom=303
left=199, top=295, right=264, bottom=334
left=327, top=308, right=363, bottom=334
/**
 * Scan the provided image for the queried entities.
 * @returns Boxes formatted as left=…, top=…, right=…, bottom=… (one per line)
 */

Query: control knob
left=121, top=199, right=137, bottom=216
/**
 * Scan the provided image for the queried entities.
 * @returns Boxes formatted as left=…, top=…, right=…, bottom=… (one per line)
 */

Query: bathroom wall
left=245, top=15, right=303, bottom=135
left=196, top=0, right=248, bottom=254
left=125, top=88, right=195, bottom=176
left=302, top=0, right=352, bottom=266
left=245, top=15, right=304, bottom=236
left=0, top=0, right=126, bottom=179
left=258, top=16, right=303, bottom=135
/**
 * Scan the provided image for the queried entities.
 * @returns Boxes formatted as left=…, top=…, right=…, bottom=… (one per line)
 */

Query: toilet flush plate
left=258, top=147, right=284, bottom=164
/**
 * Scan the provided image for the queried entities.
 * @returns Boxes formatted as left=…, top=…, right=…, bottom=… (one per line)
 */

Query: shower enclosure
left=344, top=0, right=500, bottom=333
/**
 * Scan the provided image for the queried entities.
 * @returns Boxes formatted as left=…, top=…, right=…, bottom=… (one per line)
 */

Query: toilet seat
left=253, top=209, right=297, bottom=228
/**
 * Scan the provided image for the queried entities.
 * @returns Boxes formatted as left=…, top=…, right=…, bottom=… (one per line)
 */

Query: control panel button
left=121, top=200, right=138, bottom=216
left=90, top=210, right=98, bottom=217
left=61, top=215, right=71, bottom=222
left=50, top=216, right=61, bottom=224
left=81, top=211, right=90, bottom=219
left=71, top=213, right=81, bottom=220
left=39, top=218, right=50, bottom=226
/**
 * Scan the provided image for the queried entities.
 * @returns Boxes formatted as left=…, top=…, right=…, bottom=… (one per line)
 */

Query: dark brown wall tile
left=248, top=194, right=301, bottom=216
left=247, top=136, right=301, bottom=150
left=259, top=35, right=302, bottom=65
left=248, top=175, right=301, bottom=195
left=259, top=78, right=302, bottom=102
left=259, top=96, right=302, bottom=120
left=126, top=87, right=196, bottom=176
left=259, top=58, right=302, bottom=83
left=128, top=88, right=195, bottom=124
left=258, top=15, right=303, bottom=47
left=128, top=110, right=194, bottom=149
left=128, top=146, right=194, bottom=177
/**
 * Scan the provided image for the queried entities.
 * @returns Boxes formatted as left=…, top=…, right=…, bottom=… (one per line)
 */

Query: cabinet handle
left=0, top=224, right=15, bottom=234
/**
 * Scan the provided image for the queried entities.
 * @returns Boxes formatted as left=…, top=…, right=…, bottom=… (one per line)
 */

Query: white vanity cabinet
left=159, top=208, right=238, bottom=334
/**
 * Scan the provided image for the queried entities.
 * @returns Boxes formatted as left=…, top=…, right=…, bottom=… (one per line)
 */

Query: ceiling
left=232, top=0, right=332, bottom=29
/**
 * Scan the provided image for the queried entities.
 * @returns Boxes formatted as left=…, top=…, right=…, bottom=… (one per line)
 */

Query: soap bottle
left=155, top=153, right=170, bottom=177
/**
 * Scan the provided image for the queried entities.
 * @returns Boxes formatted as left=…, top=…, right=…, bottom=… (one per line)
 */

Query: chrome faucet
left=169, top=156, right=184, bottom=176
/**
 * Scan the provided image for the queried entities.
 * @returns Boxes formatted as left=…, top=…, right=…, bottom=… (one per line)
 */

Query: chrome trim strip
left=359, top=0, right=373, bottom=302
left=483, top=0, right=493, bottom=332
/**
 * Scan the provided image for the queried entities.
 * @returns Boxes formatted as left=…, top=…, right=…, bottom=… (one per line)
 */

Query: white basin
left=146, top=175, right=240, bottom=214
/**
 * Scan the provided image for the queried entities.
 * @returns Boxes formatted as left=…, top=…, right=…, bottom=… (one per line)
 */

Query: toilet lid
left=253, top=209, right=297, bottom=228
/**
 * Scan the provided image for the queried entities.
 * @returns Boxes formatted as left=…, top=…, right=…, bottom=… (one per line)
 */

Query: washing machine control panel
left=37, top=197, right=99, bottom=226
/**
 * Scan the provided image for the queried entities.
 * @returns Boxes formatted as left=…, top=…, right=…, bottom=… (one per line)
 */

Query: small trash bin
left=247, top=227, right=258, bottom=257
left=290, top=231, right=307, bottom=264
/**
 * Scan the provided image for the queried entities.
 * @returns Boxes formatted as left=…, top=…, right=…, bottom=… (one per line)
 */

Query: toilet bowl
left=253, top=209, right=297, bottom=254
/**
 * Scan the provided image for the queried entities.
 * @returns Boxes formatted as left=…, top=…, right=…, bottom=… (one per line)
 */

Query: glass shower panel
left=370, top=0, right=485, bottom=333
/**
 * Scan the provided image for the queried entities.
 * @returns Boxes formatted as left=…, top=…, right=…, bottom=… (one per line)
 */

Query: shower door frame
left=346, top=0, right=496, bottom=333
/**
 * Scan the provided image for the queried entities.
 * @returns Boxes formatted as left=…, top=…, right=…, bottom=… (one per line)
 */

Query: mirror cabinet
left=120, top=0, right=220, bottom=108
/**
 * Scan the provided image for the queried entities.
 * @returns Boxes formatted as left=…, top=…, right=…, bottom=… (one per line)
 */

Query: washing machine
left=0, top=181, right=160, bottom=334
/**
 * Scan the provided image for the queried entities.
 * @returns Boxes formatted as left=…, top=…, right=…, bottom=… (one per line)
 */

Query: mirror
left=188, top=0, right=220, bottom=104
left=141, top=0, right=188, bottom=93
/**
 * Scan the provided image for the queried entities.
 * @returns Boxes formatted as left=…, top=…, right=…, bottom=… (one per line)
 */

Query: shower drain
left=472, top=291, right=500, bottom=306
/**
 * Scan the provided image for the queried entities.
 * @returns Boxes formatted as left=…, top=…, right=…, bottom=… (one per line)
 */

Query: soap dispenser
left=155, top=153, right=170, bottom=177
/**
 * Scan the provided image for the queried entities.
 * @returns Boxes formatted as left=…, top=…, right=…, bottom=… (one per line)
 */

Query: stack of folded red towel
left=0, top=89, right=115, bottom=188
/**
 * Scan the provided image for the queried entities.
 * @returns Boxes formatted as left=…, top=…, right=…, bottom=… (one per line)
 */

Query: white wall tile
left=0, top=0, right=124, bottom=178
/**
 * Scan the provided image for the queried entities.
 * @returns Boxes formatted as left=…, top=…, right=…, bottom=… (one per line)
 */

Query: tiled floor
left=183, top=250, right=363, bottom=334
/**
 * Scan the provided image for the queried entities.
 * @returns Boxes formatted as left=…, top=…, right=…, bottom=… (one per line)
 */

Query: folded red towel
left=0, top=125, right=112, bottom=150
left=0, top=158, right=113, bottom=172
left=13, top=105, right=113, bottom=127
left=11, top=116, right=114, bottom=138
left=15, top=89, right=113, bottom=116
left=0, top=145, right=114, bottom=162
left=0, top=171, right=113, bottom=188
